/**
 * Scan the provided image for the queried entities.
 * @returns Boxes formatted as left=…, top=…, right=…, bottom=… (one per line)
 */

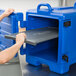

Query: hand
left=16, top=33, right=26, bottom=44
left=3, top=8, right=14, bottom=17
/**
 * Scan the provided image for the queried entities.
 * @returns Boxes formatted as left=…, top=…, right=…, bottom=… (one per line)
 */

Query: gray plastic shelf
left=5, top=27, right=58, bottom=46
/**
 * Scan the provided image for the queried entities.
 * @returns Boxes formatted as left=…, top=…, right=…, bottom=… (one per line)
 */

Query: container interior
left=26, top=16, right=59, bottom=62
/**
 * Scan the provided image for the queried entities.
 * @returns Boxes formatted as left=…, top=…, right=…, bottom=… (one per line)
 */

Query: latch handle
left=62, top=55, right=68, bottom=62
left=37, top=3, right=53, bottom=14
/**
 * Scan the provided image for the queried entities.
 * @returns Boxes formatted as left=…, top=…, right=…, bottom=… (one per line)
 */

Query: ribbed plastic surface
left=0, top=10, right=18, bottom=50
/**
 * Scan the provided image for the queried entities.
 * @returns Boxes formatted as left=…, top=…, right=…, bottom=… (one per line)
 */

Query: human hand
left=16, top=33, right=26, bottom=44
left=3, top=8, right=14, bottom=17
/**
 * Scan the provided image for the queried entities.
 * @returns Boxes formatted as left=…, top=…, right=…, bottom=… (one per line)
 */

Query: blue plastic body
left=19, top=3, right=76, bottom=74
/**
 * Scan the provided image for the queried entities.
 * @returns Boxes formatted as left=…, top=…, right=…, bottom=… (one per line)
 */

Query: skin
left=0, top=8, right=14, bottom=21
left=0, top=9, right=26, bottom=64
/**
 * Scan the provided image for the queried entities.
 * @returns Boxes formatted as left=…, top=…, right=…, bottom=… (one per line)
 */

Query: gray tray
left=5, top=27, right=58, bottom=46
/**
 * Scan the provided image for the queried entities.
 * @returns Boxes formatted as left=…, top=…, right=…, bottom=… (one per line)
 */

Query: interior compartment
left=26, top=16, right=59, bottom=62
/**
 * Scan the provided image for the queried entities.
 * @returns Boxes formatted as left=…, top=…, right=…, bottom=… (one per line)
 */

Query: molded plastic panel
left=0, top=10, right=18, bottom=50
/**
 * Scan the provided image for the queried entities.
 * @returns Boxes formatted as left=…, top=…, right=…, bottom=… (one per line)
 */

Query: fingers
left=16, top=33, right=26, bottom=38
left=7, top=8, right=15, bottom=12
left=7, top=8, right=15, bottom=13
left=16, top=33, right=26, bottom=44
left=20, top=33, right=26, bottom=38
left=3, top=8, right=15, bottom=17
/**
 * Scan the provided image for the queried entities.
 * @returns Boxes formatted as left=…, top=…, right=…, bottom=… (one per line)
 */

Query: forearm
left=0, top=13, right=6, bottom=21
left=0, top=41, right=23, bottom=64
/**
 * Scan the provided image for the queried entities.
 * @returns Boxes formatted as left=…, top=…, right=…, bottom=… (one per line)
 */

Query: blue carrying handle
left=37, top=3, right=52, bottom=14
left=74, top=2, right=76, bottom=8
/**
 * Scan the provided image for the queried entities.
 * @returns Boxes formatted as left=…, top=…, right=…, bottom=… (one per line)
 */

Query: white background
left=66, top=0, right=76, bottom=6
left=0, top=0, right=75, bottom=12
left=0, top=0, right=75, bottom=17
left=0, top=0, right=59, bottom=12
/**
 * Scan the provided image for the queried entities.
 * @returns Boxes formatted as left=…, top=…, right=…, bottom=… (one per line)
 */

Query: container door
left=0, top=10, right=18, bottom=51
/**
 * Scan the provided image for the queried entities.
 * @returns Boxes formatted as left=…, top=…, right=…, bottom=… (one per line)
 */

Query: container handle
left=74, top=2, right=76, bottom=9
left=37, top=3, right=52, bottom=14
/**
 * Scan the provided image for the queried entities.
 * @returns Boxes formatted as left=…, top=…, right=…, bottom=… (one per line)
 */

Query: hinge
left=16, top=13, right=23, bottom=28
left=20, top=21, right=27, bottom=28
left=16, top=13, right=27, bottom=28
left=16, top=13, right=23, bottom=21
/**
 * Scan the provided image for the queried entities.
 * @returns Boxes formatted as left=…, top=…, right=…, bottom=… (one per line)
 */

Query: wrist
left=16, top=40, right=24, bottom=46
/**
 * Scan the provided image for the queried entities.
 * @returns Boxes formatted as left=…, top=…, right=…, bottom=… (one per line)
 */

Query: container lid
left=27, top=3, right=76, bottom=15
